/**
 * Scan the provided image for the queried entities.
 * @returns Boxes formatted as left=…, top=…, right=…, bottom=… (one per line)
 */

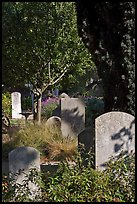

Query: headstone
left=46, top=116, right=61, bottom=128
left=59, top=92, right=70, bottom=98
left=95, top=111, right=135, bottom=171
left=52, top=105, right=61, bottom=117
left=78, top=126, right=95, bottom=167
left=78, top=126, right=94, bottom=153
left=52, top=93, right=69, bottom=117
left=61, top=98, right=85, bottom=138
left=11, top=92, right=22, bottom=119
left=9, top=146, right=41, bottom=200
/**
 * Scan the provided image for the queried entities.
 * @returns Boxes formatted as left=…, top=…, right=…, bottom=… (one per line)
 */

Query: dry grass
left=46, top=135, right=78, bottom=161
left=2, top=120, right=78, bottom=162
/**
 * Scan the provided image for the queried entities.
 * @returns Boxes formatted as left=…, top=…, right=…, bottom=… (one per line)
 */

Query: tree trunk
left=37, top=93, right=42, bottom=124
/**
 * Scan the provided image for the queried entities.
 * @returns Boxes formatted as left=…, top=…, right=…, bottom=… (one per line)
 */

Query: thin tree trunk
left=37, top=93, right=42, bottom=124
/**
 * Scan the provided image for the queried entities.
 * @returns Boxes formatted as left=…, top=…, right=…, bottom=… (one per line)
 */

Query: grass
left=2, top=119, right=78, bottom=162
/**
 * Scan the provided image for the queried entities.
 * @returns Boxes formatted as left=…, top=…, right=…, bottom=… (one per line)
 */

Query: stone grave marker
left=11, top=92, right=22, bottom=119
left=78, top=126, right=95, bottom=166
left=46, top=116, right=61, bottom=128
left=95, top=111, right=135, bottom=171
left=78, top=126, right=95, bottom=153
left=9, top=146, right=41, bottom=200
left=61, top=98, right=85, bottom=138
left=59, top=92, right=70, bottom=98
left=52, top=92, right=70, bottom=118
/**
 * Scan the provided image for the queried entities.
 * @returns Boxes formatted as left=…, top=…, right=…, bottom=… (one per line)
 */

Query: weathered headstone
left=59, top=92, right=70, bottom=98
left=9, top=146, right=41, bottom=200
left=52, top=93, right=69, bottom=117
left=52, top=105, right=61, bottom=117
left=78, top=126, right=95, bottom=167
left=78, top=126, right=95, bottom=153
left=46, top=116, right=61, bottom=128
left=61, top=98, right=85, bottom=138
left=95, top=111, right=135, bottom=171
left=11, top=92, right=22, bottom=119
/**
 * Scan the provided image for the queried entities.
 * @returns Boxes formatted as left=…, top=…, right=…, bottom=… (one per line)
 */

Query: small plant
left=2, top=175, right=10, bottom=201
left=85, top=97, right=104, bottom=127
left=103, top=151, right=135, bottom=202
left=41, top=97, right=59, bottom=119
left=22, top=96, right=32, bottom=111
left=2, top=168, right=44, bottom=202
left=2, top=92, right=12, bottom=118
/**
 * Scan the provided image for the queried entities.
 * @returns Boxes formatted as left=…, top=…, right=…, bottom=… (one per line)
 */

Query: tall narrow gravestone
left=61, top=98, right=85, bottom=138
left=11, top=92, right=22, bottom=119
left=95, top=111, right=135, bottom=171
left=9, top=146, right=41, bottom=200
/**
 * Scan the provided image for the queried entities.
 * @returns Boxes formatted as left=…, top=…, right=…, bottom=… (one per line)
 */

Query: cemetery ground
left=2, top=117, right=135, bottom=202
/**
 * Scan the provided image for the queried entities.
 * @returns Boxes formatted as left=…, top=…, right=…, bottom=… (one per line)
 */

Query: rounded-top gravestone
left=95, top=111, right=135, bottom=171
left=9, top=146, right=41, bottom=200
left=46, top=116, right=61, bottom=128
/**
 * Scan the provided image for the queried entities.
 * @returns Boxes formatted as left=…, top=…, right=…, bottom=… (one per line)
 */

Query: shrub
left=2, top=168, right=44, bottom=202
left=22, top=96, right=32, bottom=111
left=43, top=151, right=135, bottom=202
left=2, top=151, right=135, bottom=202
left=2, top=92, right=12, bottom=118
left=103, top=151, right=135, bottom=202
left=85, top=97, right=104, bottom=127
left=41, top=97, right=59, bottom=119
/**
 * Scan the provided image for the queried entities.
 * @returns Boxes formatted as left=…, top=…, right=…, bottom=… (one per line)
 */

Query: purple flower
left=42, top=97, right=59, bottom=107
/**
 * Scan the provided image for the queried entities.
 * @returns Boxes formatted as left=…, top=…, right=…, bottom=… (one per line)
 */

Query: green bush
left=22, top=96, right=32, bottom=111
left=2, top=151, right=135, bottom=202
left=85, top=97, right=104, bottom=127
left=2, top=168, right=44, bottom=202
left=41, top=97, right=59, bottom=119
left=2, top=92, right=12, bottom=118
left=45, top=152, right=135, bottom=202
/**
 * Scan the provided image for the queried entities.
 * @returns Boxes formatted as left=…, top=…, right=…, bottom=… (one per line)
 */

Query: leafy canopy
left=2, top=2, right=95, bottom=92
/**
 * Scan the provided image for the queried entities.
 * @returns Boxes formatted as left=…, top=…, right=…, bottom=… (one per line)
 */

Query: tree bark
left=37, top=94, right=42, bottom=124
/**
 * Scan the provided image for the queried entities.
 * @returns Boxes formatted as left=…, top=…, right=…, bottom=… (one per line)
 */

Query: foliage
left=2, top=151, right=135, bottom=202
left=2, top=2, right=95, bottom=123
left=42, top=151, right=135, bottom=202
left=41, top=97, right=59, bottom=119
left=2, top=122, right=77, bottom=161
left=85, top=97, right=104, bottom=127
left=2, top=168, right=43, bottom=202
left=76, top=2, right=135, bottom=116
left=103, top=151, right=135, bottom=202
left=2, top=2, right=95, bottom=92
left=2, top=92, right=12, bottom=118
left=21, top=95, right=32, bottom=111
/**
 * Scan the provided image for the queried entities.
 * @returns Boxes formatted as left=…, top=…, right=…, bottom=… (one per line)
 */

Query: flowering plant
left=41, top=97, right=59, bottom=119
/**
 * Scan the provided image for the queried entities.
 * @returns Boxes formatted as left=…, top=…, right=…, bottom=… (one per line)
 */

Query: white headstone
left=11, top=92, right=22, bottom=119
left=95, top=111, right=135, bottom=171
